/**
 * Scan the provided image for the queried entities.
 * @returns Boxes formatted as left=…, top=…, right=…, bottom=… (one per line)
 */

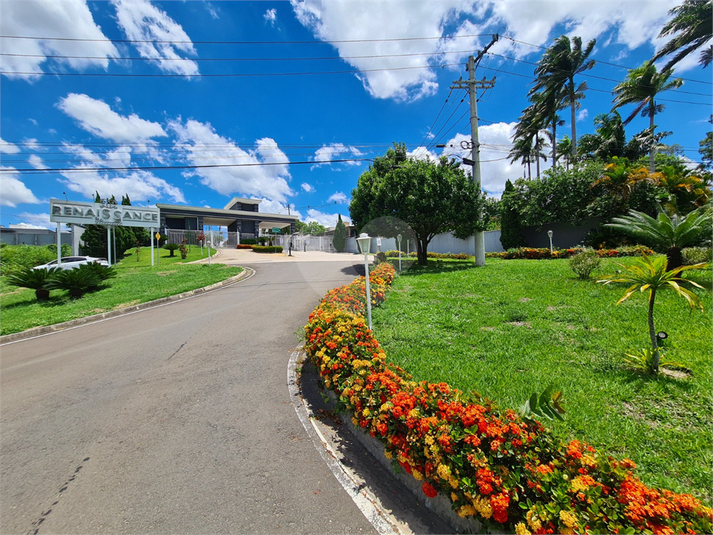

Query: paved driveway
left=1, top=260, right=378, bottom=534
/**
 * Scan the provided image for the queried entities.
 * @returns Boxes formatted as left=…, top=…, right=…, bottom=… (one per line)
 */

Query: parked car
left=33, top=256, right=109, bottom=271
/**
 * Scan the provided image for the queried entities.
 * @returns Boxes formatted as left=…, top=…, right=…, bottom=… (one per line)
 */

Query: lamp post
left=396, top=233, right=402, bottom=272
left=356, top=233, right=373, bottom=331
left=547, top=230, right=553, bottom=253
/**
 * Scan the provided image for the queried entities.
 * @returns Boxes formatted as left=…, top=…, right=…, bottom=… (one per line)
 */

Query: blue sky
left=1, top=0, right=711, bottom=231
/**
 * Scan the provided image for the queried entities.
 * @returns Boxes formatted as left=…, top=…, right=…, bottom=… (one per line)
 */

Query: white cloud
left=305, top=209, right=350, bottom=228
left=0, top=0, right=118, bottom=81
left=169, top=119, right=294, bottom=203
left=407, top=146, right=438, bottom=162
left=264, top=8, right=277, bottom=25
left=577, top=109, right=589, bottom=122
left=28, top=155, right=49, bottom=170
left=11, top=220, right=50, bottom=230
left=14, top=212, right=55, bottom=229
left=23, top=138, right=41, bottom=151
left=301, top=182, right=315, bottom=193
left=251, top=197, right=301, bottom=219
left=0, top=167, right=41, bottom=207
left=291, top=0, right=680, bottom=100
left=111, top=0, right=199, bottom=76
left=0, top=138, right=20, bottom=154
left=327, top=191, right=349, bottom=204
left=312, top=143, right=364, bottom=168
left=58, top=93, right=167, bottom=143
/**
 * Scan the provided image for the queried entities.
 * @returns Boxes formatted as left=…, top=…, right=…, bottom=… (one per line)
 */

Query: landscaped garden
left=304, top=255, right=712, bottom=534
left=0, top=244, right=240, bottom=336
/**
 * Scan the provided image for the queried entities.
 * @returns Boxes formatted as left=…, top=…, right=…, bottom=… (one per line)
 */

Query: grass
left=0, top=246, right=240, bottom=336
left=372, top=257, right=712, bottom=504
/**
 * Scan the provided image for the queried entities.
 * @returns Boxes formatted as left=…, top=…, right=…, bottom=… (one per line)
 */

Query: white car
left=33, top=256, right=110, bottom=271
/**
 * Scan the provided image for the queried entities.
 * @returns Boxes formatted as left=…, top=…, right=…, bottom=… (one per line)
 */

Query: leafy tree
left=532, top=35, right=596, bottom=157
left=612, top=61, right=683, bottom=172
left=296, top=220, right=326, bottom=235
left=651, top=0, right=713, bottom=71
left=350, top=143, right=485, bottom=265
left=605, top=206, right=713, bottom=270
left=333, top=214, right=347, bottom=252
left=598, top=254, right=707, bottom=374
left=499, top=180, right=527, bottom=249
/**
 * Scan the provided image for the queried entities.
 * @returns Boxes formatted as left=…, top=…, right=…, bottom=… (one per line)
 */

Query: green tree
left=532, top=35, right=596, bottom=157
left=333, top=214, right=347, bottom=252
left=598, top=254, right=707, bottom=373
left=605, top=206, right=713, bottom=270
left=296, top=221, right=326, bottom=235
left=350, top=143, right=485, bottom=265
left=499, top=180, right=527, bottom=249
left=612, top=61, right=684, bottom=172
left=651, top=0, right=713, bottom=71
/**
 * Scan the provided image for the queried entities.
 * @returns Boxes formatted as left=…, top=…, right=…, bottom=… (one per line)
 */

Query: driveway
left=1, top=260, right=378, bottom=534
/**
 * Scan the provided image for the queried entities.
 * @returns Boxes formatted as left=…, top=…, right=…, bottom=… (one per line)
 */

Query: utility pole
left=450, top=34, right=498, bottom=267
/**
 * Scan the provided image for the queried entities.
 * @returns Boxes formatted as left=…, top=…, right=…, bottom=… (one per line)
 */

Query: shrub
left=241, top=238, right=258, bottom=245
left=682, top=247, right=712, bottom=265
left=179, top=240, right=188, bottom=260
left=569, top=249, right=601, bottom=279
left=81, top=262, right=117, bottom=287
left=0, top=244, right=71, bottom=276
left=375, top=251, right=387, bottom=264
left=44, top=265, right=101, bottom=298
left=236, top=244, right=253, bottom=249
left=6, top=266, right=59, bottom=300
left=251, top=245, right=283, bottom=253
left=304, top=263, right=713, bottom=534
left=163, top=243, right=180, bottom=257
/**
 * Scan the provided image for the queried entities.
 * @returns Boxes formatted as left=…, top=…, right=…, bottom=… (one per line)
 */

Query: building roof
left=223, top=197, right=261, bottom=209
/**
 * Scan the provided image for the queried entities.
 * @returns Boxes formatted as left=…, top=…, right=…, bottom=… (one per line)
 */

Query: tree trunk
left=535, top=140, right=541, bottom=179
left=35, top=288, right=50, bottom=301
left=570, top=81, right=577, bottom=158
left=649, top=100, right=656, bottom=173
left=666, top=246, right=683, bottom=271
left=417, top=237, right=428, bottom=265
left=551, top=115, right=557, bottom=165
left=648, top=288, right=659, bottom=373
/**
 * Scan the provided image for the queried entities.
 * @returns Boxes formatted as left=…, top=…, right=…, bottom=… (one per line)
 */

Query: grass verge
left=372, top=257, right=712, bottom=503
left=0, top=247, right=240, bottom=336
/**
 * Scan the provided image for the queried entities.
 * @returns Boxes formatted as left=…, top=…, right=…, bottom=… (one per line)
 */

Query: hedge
left=487, top=246, right=654, bottom=260
left=236, top=244, right=253, bottom=249
left=251, top=245, right=283, bottom=253
left=303, top=262, right=712, bottom=534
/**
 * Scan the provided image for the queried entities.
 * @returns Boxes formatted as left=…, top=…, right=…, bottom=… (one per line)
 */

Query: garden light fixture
left=396, top=233, right=402, bottom=272
left=356, top=233, right=373, bottom=331
left=547, top=230, right=553, bottom=253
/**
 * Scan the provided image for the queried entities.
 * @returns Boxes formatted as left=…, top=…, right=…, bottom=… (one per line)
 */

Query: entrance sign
left=50, top=199, right=159, bottom=228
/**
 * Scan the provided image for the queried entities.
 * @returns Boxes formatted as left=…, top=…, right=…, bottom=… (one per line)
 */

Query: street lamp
left=396, top=233, right=402, bottom=272
left=356, top=233, right=373, bottom=331
left=547, top=230, right=553, bottom=253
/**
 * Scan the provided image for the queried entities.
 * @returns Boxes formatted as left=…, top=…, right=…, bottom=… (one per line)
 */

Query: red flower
left=422, top=481, right=438, bottom=498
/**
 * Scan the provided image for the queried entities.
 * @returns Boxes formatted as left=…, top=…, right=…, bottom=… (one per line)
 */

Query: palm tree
left=532, top=36, right=596, bottom=157
left=605, top=205, right=713, bottom=270
left=556, top=136, right=573, bottom=170
left=593, top=111, right=627, bottom=159
left=508, top=136, right=534, bottom=179
left=511, top=103, right=550, bottom=179
left=612, top=61, right=684, bottom=172
left=652, top=0, right=713, bottom=71
left=527, top=89, right=565, bottom=166
left=598, top=254, right=707, bottom=374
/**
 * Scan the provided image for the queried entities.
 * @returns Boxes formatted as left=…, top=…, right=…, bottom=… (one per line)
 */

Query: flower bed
left=384, top=251, right=472, bottom=260
left=303, top=262, right=712, bottom=534
left=488, top=246, right=654, bottom=260
left=236, top=244, right=253, bottom=249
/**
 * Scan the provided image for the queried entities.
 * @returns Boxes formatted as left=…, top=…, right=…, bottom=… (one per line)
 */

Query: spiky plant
left=6, top=266, right=59, bottom=300
left=44, top=267, right=101, bottom=298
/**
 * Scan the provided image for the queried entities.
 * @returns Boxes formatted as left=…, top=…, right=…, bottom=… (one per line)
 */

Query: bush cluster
left=384, top=250, right=472, bottom=260
left=488, top=246, right=654, bottom=260
left=682, top=247, right=712, bottom=265
left=251, top=245, right=283, bottom=254
left=569, top=249, right=602, bottom=279
left=7, top=262, right=116, bottom=299
left=304, top=263, right=712, bottom=534
left=0, top=244, right=72, bottom=276
left=236, top=244, right=253, bottom=249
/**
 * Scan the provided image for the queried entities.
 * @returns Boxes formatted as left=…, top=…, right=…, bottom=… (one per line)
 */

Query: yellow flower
left=571, top=476, right=591, bottom=493
left=451, top=492, right=459, bottom=503
left=526, top=510, right=542, bottom=532
left=384, top=449, right=393, bottom=460
left=412, top=469, right=423, bottom=481
left=408, top=409, right=419, bottom=419
left=425, top=435, right=435, bottom=446
left=448, top=476, right=459, bottom=489
left=559, top=510, right=578, bottom=529
left=472, top=496, right=492, bottom=519
left=437, top=464, right=451, bottom=480
left=351, top=417, right=359, bottom=426
left=380, top=403, right=390, bottom=413
left=560, top=529, right=575, bottom=535
left=582, top=454, right=597, bottom=468
left=515, top=522, right=531, bottom=535
left=456, top=504, right=476, bottom=517
left=362, top=408, right=371, bottom=417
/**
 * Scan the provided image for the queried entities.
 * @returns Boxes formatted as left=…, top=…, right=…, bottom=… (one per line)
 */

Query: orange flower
left=422, top=481, right=438, bottom=498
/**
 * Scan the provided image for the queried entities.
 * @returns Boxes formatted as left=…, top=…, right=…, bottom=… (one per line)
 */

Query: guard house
left=157, top=197, right=298, bottom=246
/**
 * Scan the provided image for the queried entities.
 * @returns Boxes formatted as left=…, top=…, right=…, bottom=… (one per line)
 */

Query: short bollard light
left=547, top=229, right=554, bottom=253
left=657, top=331, right=668, bottom=347
left=396, top=233, right=402, bottom=272
left=356, top=233, right=373, bottom=331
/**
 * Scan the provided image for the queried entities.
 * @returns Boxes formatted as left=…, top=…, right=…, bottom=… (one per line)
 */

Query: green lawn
left=0, top=247, right=240, bottom=336
left=372, top=257, right=712, bottom=504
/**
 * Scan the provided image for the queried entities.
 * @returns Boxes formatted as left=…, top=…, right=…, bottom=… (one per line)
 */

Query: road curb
left=0, top=267, right=254, bottom=345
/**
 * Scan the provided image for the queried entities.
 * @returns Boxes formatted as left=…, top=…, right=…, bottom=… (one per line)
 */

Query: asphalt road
left=0, top=260, right=379, bottom=535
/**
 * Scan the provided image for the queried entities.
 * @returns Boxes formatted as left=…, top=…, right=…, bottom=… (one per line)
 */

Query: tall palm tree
left=612, top=61, right=683, bottom=172
left=511, top=103, right=549, bottom=179
left=652, top=0, right=713, bottom=71
left=532, top=35, right=596, bottom=158
left=527, top=89, right=565, bottom=166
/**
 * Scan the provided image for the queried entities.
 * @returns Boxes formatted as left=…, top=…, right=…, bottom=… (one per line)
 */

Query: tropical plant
left=650, top=165, right=711, bottom=212
left=81, top=261, right=117, bottom=286
left=605, top=206, right=713, bottom=269
left=682, top=246, right=713, bottom=264
left=651, top=0, right=713, bottom=71
left=44, top=266, right=102, bottom=298
left=179, top=239, right=188, bottom=260
left=611, top=61, right=684, bottom=172
left=163, top=243, right=180, bottom=257
left=568, top=248, right=601, bottom=279
left=6, top=266, right=59, bottom=300
left=525, top=89, right=565, bottom=166
left=333, top=214, right=347, bottom=252
left=532, top=35, right=596, bottom=157
left=593, top=157, right=651, bottom=203
left=597, top=254, right=707, bottom=373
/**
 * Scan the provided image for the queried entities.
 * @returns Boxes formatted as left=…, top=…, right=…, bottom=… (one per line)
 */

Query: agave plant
left=6, top=266, right=59, bottom=300
left=605, top=206, right=712, bottom=270
left=598, top=254, right=708, bottom=374
left=44, top=267, right=101, bottom=298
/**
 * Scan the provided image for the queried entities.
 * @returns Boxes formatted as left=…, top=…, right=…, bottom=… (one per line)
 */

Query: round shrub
left=569, top=249, right=602, bottom=279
